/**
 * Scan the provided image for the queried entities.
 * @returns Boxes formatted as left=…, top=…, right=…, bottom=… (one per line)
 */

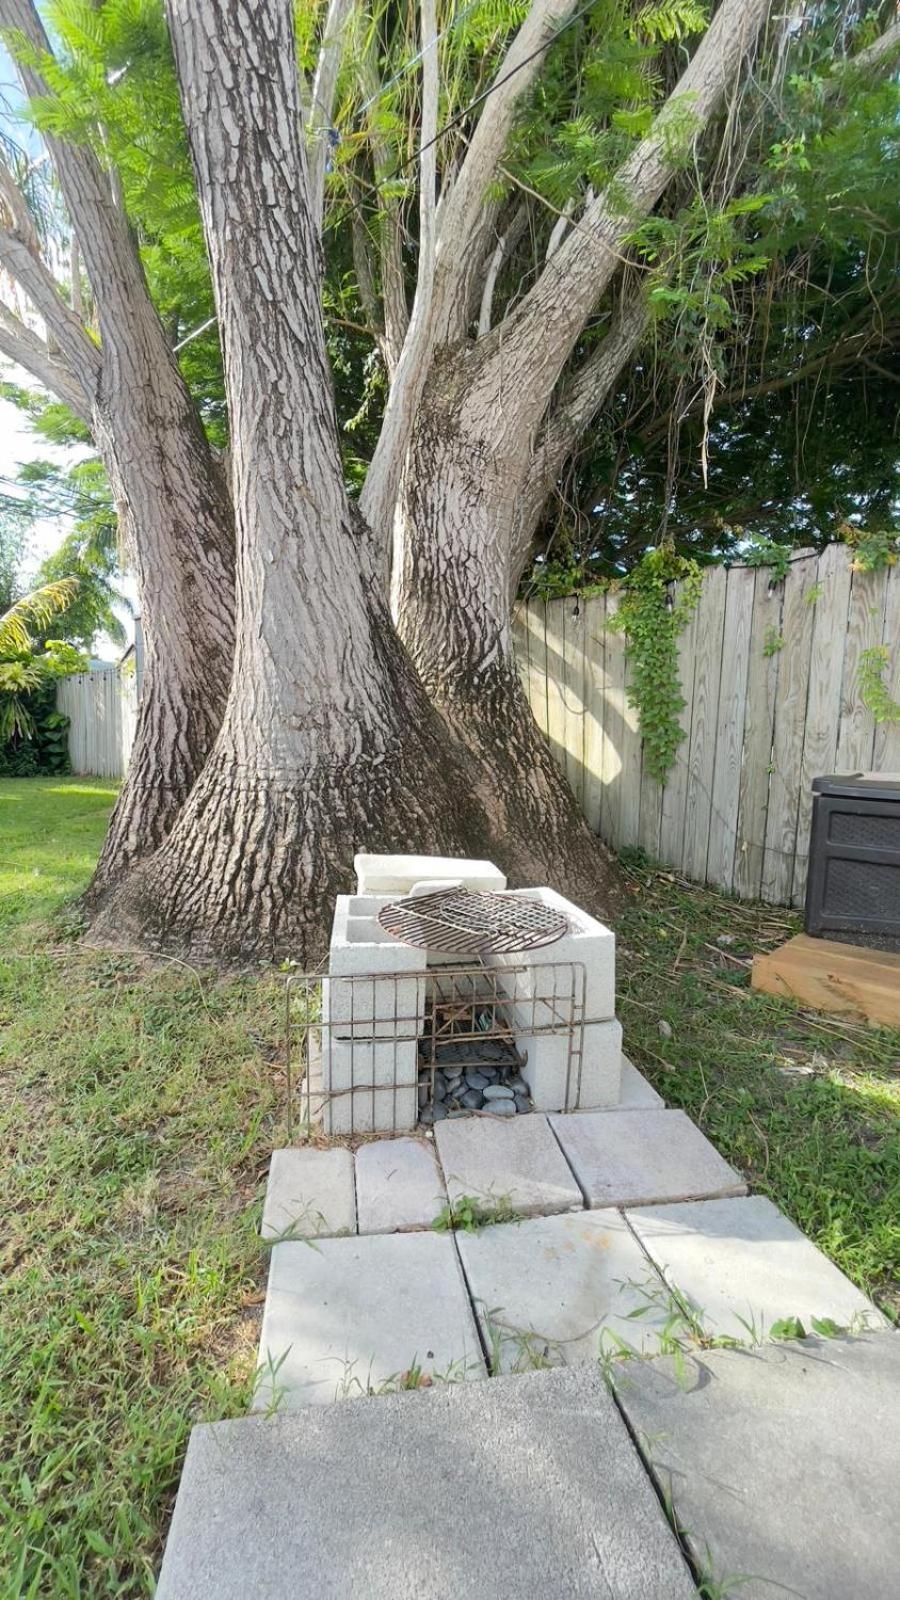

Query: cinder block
left=321, top=1032, right=418, bottom=1135
left=354, top=853, right=506, bottom=896
left=485, top=887, right=615, bottom=1023
left=325, top=895, right=426, bottom=1037
left=519, top=1018, right=623, bottom=1111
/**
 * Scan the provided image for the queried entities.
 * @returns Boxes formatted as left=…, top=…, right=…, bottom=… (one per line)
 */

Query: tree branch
left=0, top=298, right=92, bottom=421
left=474, top=0, right=773, bottom=435
left=307, top=0, right=353, bottom=235
left=845, top=18, right=900, bottom=77
left=478, top=204, right=529, bottom=336
left=432, top=0, right=582, bottom=343
left=514, top=290, right=648, bottom=574
left=0, top=220, right=101, bottom=396
left=360, top=0, right=439, bottom=571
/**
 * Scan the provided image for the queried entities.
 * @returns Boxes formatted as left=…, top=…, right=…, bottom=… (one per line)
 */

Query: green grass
left=0, top=778, right=120, bottom=936
left=1, top=784, right=898, bottom=1595
left=1, top=781, right=284, bottom=1596
left=616, top=853, right=900, bottom=1320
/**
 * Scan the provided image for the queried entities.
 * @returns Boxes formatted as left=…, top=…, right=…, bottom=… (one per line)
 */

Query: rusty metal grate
left=377, top=887, right=569, bottom=955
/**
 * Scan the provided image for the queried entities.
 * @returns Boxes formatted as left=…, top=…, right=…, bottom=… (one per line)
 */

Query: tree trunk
left=0, top=0, right=236, bottom=896
left=92, top=0, right=494, bottom=964
left=396, top=361, right=624, bottom=921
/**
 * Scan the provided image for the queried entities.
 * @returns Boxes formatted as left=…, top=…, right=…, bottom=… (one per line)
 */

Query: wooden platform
left=751, top=934, right=900, bottom=1028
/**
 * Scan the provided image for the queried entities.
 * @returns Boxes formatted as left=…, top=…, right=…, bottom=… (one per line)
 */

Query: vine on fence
left=607, top=547, right=702, bottom=785
left=858, top=646, right=900, bottom=725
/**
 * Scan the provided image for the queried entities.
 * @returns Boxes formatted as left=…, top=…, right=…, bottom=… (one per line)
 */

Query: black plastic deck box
left=804, top=773, right=900, bottom=940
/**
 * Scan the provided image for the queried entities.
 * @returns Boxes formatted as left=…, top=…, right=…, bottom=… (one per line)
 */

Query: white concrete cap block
left=261, top=1148, right=357, bottom=1240
left=519, top=1018, right=623, bottom=1111
left=321, top=1035, right=418, bottom=1135
left=550, top=1108, right=746, bottom=1209
left=486, top=886, right=615, bottom=1023
left=355, top=1137, right=447, bottom=1234
left=254, top=1231, right=485, bottom=1410
left=325, top=894, right=426, bottom=1037
left=615, top=1054, right=665, bottom=1110
left=354, top=853, right=506, bottom=895
left=626, top=1196, right=889, bottom=1342
left=434, top=1113, right=583, bottom=1218
left=457, top=1210, right=673, bottom=1370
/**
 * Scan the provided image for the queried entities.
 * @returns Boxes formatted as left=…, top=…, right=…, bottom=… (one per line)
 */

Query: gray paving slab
left=157, top=1365, right=699, bottom=1600
left=254, top=1230, right=485, bottom=1410
left=261, top=1147, right=356, bottom=1240
left=615, top=1333, right=900, bottom=1600
left=550, top=1108, right=746, bottom=1208
left=434, top=1112, right=583, bottom=1218
left=355, top=1136, right=447, bottom=1234
left=627, top=1196, right=888, bottom=1341
left=457, top=1210, right=674, bottom=1370
left=616, top=1054, right=665, bottom=1109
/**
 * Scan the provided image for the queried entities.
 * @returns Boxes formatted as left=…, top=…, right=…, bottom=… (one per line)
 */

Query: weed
left=431, top=1192, right=523, bottom=1232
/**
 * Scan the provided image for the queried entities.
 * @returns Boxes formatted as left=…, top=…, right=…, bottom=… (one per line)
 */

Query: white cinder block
left=321, top=1033, right=419, bottom=1135
left=486, top=887, right=615, bottom=1022
left=325, top=895, right=427, bottom=1037
left=518, top=1018, right=622, bottom=1111
left=354, top=853, right=506, bottom=896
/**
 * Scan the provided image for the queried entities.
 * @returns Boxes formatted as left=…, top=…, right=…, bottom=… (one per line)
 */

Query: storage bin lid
left=812, top=772, right=900, bottom=800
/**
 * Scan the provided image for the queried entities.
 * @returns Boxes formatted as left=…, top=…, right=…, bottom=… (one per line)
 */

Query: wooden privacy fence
left=512, top=545, right=900, bottom=907
left=57, top=666, right=137, bottom=780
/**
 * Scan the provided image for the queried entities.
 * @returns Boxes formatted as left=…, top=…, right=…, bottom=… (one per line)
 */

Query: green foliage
left=607, top=547, right=702, bottom=784
left=431, top=1193, right=522, bottom=1231
left=762, top=627, right=784, bottom=658
left=840, top=524, right=899, bottom=573
left=741, top=536, right=792, bottom=584
left=858, top=646, right=900, bottom=725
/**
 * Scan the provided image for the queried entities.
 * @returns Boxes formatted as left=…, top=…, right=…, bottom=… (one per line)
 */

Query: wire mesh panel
left=284, top=960, right=587, bottom=1139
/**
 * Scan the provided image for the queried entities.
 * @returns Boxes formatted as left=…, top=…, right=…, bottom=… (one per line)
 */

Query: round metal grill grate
left=378, top=887, right=569, bottom=955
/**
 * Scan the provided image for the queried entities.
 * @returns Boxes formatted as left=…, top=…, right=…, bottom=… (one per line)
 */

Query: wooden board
left=760, top=552, right=818, bottom=904
left=834, top=565, right=886, bottom=774
left=733, top=567, right=783, bottom=900
left=874, top=564, right=900, bottom=775
left=751, top=933, right=900, bottom=1028
left=581, top=595, right=607, bottom=835
left=791, top=543, right=853, bottom=906
left=658, top=583, right=699, bottom=870
left=683, top=564, right=727, bottom=882
left=707, top=564, right=754, bottom=891
left=560, top=598, right=586, bottom=807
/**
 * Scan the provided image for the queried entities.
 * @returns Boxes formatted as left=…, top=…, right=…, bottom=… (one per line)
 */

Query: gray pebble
left=419, top=1105, right=434, bottom=1125
left=484, top=1099, right=516, bottom=1116
left=465, top=1072, right=489, bottom=1091
left=432, top=1079, right=447, bottom=1102
left=447, top=1109, right=469, bottom=1118
left=460, top=1089, right=483, bottom=1109
left=432, top=1101, right=448, bottom=1121
left=514, top=1094, right=530, bottom=1113
left=483, top=1084, right=515, bottom=1100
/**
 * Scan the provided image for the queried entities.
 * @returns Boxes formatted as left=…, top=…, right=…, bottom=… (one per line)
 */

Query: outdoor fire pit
left=284, top=857, right=623, bottom=1137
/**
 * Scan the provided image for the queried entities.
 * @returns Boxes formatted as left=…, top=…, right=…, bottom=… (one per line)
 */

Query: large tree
left=0, top=0, right=895, bottom=958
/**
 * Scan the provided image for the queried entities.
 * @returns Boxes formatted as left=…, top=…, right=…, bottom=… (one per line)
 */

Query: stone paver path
left=615, top=1333, right=900, bottom=1600
left=550, top=1108, right=746, bottom=1208
left=159, top=1052, right=896, bottom=1597
left=255, top=1232, right=484, bottom=1411
left=261, top=1147, right=356, bottom=1240
left=158, top=1366, right=699, bottom=1600
left=457, top=1210, right=673, bottom=1369
left=434, top=1112, right=583, bottom=1218
left=627, top=1196, right=888, bottom=1340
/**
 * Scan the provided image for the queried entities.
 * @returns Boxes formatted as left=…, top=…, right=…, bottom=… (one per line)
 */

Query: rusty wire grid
left=283, top=959, right=587, bottom=1139
left=377, top=887, right=569, bottom=955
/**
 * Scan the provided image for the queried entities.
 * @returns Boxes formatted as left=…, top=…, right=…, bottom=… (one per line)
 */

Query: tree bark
left=1, top=0, right=236, bottom=895
left=94, top=0, right=497, bottom=964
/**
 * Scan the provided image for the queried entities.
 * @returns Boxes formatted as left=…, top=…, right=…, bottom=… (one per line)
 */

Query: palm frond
left=0, top=578, right=80, bottom=654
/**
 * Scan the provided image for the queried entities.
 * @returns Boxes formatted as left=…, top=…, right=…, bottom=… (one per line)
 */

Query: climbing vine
left=858, top=647, right=900, bottom=725
left=607, top=547, right=702, bottom=785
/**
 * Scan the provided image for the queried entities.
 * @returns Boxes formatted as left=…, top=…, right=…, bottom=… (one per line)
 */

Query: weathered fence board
left=57, top=667, right=136, bottom=779
left=515, top=544, right=898, bottom=906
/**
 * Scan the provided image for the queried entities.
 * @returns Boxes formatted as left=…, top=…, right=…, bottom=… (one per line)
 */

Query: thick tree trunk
left=396, top=365, right=624, bottom=921
left=92, top=0, right=494, bottom=964
left=0, top=0, right=236, bottom=896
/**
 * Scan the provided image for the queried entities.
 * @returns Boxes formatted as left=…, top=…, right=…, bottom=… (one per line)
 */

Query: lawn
left=1, top=780, right=898, bottom=1596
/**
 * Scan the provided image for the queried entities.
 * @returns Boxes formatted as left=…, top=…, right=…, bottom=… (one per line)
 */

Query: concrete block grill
left=284, top=857, right=623, bottom=1136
